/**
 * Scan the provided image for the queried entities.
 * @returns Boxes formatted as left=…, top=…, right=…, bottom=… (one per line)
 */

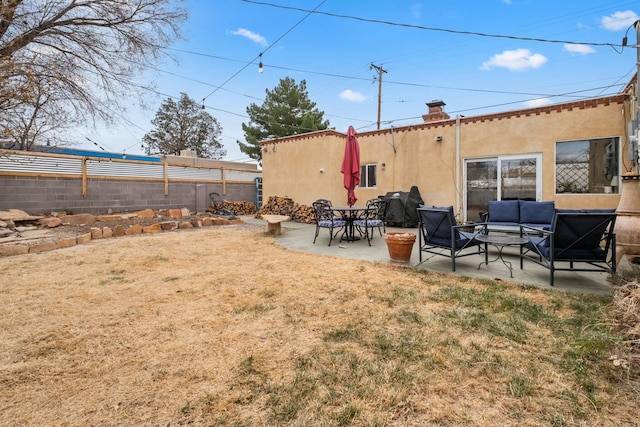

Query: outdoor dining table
left=332, top=205, right=368, bottom=242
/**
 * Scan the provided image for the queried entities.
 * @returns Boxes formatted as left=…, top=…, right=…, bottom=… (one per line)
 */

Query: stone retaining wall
left=0, top=212, right=244, bottom=258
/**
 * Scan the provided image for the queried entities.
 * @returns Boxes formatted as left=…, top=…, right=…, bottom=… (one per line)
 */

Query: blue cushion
left=488, top=200, right=519, bottom=222
left=354, top=219, right=383, bottom=227
left=529, top=239, right=607, bottom=261
left=519, top=200, right=554, bottom=225
left=431, top=205, right=457, bottom=225
left=318, top=219, right=345, bottom=227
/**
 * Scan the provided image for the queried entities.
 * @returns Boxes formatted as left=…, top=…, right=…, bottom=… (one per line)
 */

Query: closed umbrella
left=341, top=125, right=360, bottom=206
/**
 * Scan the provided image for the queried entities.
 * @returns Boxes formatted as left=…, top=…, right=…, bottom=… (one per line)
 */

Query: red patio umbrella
left=341, top=125, right=361, bottom=206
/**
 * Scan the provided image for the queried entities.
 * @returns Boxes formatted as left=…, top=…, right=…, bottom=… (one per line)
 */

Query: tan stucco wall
left=261, top=94, right=631, bottom=214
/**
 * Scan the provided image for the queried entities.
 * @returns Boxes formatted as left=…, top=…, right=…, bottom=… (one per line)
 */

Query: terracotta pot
left=615, top=173, right=640, bottom=264
left=384, top=232, right=416, bottom=263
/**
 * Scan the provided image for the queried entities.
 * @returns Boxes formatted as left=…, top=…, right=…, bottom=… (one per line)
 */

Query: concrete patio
left=243, top=216, right=633, bottom=296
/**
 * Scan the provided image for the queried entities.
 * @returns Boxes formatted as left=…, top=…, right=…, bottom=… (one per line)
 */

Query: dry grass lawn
left=1, top=223, right=638, bottom=426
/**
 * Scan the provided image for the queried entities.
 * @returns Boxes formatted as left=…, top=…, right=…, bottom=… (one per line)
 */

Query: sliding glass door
left=464, top=154, right=541, bottom=222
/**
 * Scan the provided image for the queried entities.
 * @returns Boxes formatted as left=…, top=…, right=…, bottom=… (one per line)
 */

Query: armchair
left=417, top=206, right=486, bottom=271
left=520, top=209, right=617, bottom=286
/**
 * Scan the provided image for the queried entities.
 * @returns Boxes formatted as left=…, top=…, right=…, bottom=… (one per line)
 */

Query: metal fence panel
left=87, top=160, right=164, bottom=178
left=0, top=153, right=82, bottom=174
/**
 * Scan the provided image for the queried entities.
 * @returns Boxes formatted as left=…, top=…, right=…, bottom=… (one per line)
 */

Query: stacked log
left=257, top=196, right=316, bottom=223
left=207, top=200, right=256, bottom=215
left=291, top=204, right=315, bottom=223
left=223, top=201, right=256, bottom=215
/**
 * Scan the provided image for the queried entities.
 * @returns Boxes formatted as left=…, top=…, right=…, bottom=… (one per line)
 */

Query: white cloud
left=601, top=10, right=639, bottom=31
left=563, top=43, right=596, bottom=54
left=502, top=0, right=512, bottom=4
left=230, top=28, right=267, bottom=46
left=481, top=48, right=548, bottom=71
left=340, top=89, right=367, bottom=102
left=524, top=98, right=552, bottom=108
left=411, top=3, right=423, bottom=18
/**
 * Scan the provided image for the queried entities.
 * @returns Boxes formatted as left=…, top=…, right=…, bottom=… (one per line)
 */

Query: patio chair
left=353, top=198, right=388, bottom=245
left=312, top=199, right=346, bottom=246
left=519, top=209, right=617, bottom=286
left=417, top=206, right=486, bottom=271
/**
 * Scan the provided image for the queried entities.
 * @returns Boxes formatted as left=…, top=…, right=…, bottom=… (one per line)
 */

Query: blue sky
left=78, top=0, right=639, bottom=164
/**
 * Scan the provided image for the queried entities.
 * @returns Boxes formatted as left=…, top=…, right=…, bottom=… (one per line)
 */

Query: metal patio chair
left=520, top=209, right=617, bottom=286
left=312, top=199, right=346, bottom=246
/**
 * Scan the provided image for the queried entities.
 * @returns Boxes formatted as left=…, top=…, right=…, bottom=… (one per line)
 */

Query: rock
left=160, top=221, right=178, bottom=231
left=90, top=227, right=103, bottom=239
left=0, top=228, right=16, bottom=238
left=30, top=241, right=57, bottom=253
left=56, top=237, right=77, bottom=249
left=113, top=225, right=126, bottom=236
left=178, top=221, right=193, bottom=229
left=102, top=227, right=113, bottom=238
left=125, top=224, right=143, bottom=235
left=168, top=209, right=182, bottom=219
left=202, top=217, right=213, bottom=226
left=0, top=244, right=29, bottom=256
left=181, top=207, right=191, bottom=217
left=96, top=214, right=130, bottom=222
left=142, top=223, right=162, bottom=233
left=62, top=213, right=96, bottom=226
left=135, top=209, right=156, bottom=219
left=0, top=209, right=43, bottom=221
left=42, top=217, right=62, bottom=228
left=76, top=233, right=92, bottom=244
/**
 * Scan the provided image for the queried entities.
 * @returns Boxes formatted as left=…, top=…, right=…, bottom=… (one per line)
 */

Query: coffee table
left=474, top=234, right=528, bottom=278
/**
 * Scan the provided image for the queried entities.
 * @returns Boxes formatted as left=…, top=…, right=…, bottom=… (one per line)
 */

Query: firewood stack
left=207, top=200, right=256, bottom=215
left=223, top=201, right=256, bottom=215
left=257, top=196, right=316, bottom=223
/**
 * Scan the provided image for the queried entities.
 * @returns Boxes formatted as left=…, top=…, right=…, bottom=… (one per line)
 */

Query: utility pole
left=370, top=63, right=387, bottom=130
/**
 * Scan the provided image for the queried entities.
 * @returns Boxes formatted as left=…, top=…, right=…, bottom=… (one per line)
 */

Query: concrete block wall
left=0, top=175, right=258, bottom=215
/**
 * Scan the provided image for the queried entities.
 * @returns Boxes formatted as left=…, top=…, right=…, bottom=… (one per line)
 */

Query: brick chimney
left=422, top=100, right=450, bottom=123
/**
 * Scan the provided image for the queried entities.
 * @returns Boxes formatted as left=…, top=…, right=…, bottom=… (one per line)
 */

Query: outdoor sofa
left=481, top=199, right=555, bottom=234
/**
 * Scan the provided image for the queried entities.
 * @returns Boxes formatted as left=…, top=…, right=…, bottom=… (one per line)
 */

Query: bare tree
left=2, top=72, right=74, bottom=150
left=0, top=0, right=187, bottom=150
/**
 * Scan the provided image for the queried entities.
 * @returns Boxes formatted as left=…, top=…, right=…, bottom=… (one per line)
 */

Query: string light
left=258, top=53, right=263, bottom=73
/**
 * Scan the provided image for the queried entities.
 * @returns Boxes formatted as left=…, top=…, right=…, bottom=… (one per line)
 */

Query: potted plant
left=384, top=231, right=416, bottom=263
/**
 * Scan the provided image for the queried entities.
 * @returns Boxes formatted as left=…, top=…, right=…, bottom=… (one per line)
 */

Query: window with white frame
left=359, top=164, right=377, bottom=188
left=555, top=137, right=619, bottom=194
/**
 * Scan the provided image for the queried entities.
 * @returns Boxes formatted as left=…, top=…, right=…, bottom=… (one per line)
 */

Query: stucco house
left=260, top=75, right=638, bottom=223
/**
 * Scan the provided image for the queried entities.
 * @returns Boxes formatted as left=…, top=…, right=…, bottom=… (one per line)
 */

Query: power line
left=242, top=0, right=627, bottom=49
left=201, top=0, right=326, bottom=103
left=170, top=48, right=628, bottom=100
left=381, top=82, right=631, bottom=127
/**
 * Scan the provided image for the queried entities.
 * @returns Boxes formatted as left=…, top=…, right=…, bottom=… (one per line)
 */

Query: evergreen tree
left=143, top=93, right=226, bottom=159
left=240, top=77, right=329, bottom=163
